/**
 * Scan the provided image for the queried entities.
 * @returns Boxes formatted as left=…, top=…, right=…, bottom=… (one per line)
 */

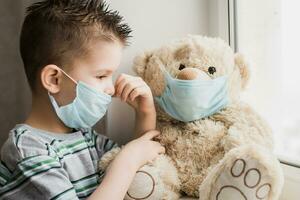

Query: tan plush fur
left=99, top=35, right=284, bottom=200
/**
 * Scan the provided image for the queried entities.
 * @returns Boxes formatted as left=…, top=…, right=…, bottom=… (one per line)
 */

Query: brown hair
left=20, top=0, right=132, bottom=91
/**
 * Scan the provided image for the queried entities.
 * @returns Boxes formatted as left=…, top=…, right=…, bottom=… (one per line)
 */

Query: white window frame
left=208, top=0, right=236, bottom=51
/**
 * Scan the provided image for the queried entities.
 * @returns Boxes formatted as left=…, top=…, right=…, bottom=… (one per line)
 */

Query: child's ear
left=40, top=64, right=63, bottom=94
left=234, top=53, right=250, bottom=89
left=133, top=51, right=153, bottom=79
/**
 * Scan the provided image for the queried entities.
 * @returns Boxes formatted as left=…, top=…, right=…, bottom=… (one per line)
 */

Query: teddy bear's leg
left=125, top=155, right=181, bottom=200
left=199, top=145, right=284, bottom=200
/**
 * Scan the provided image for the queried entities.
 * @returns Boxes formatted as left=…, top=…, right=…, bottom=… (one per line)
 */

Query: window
left=230, top=0, right=300, bottom=166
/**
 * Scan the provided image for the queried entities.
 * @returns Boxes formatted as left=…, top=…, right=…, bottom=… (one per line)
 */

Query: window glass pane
left=235, top=0, right=300, bottom=164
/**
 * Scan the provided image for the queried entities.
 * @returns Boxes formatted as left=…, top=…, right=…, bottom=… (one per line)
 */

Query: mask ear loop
left=59, top=68, right=78, bottom=84
left=154, top=58, right=175, bottom=83
left=48, top=68, right=78, bottom=96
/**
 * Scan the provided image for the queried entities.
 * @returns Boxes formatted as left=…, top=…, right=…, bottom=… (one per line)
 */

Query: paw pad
left=127, top=170, right=155, bottom=199
left=231, top=159, right=246, bottom=177
left=256, top=183, right=271, bottom=199
left=216, top=159, right=272, bottom=200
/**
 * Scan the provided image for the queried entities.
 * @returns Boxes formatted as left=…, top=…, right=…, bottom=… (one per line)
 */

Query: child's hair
left=20, top=0, right=132, bottom=92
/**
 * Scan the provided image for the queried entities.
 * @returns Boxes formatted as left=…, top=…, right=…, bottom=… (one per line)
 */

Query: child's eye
left=96, top=76, right=107, bottom=80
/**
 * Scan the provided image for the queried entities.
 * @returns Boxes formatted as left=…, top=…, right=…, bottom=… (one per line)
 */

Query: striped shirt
left=0, top=124, right=118, bottom=200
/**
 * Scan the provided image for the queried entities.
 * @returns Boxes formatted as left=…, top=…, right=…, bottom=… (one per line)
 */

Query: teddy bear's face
left=133, top=35, right=250, bottom=119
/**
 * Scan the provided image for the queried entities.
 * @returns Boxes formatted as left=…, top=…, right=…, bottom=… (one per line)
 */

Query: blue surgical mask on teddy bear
left=155, top=67, right=229, bottom=122
left=48, top=69, right=112, bottom=129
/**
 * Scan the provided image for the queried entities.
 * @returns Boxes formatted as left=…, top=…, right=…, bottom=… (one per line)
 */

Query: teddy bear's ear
left=133, top=51, right=153, bottom=78
left=174, top=44, right=193, bottom=60
left=234, top=53, right=250, bottom=89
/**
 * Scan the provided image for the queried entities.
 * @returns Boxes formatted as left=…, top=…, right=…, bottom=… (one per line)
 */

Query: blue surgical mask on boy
left=48, top=69, right=112, bottom=129
left=155, top=67, right=229, bottom=122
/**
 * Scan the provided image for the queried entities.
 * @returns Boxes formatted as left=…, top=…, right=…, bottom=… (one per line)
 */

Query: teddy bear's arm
left=216, top=104, right=274, bottom=152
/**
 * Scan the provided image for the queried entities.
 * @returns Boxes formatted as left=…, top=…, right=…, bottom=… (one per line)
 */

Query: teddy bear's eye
left=208, top=66, right=216, bottom=75
left=179, top=64, right=186, bottom=70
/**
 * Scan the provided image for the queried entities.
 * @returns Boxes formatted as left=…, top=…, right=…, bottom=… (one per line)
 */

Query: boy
left=0, top=0, right=165, bottom=199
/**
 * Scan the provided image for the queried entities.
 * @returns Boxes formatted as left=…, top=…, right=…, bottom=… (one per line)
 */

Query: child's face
left=56, top=40, right=123, bottom=106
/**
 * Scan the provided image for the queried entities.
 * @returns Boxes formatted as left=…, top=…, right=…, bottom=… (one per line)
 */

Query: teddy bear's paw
left=125, top=160, right=180, bottom=200
left=125, top=164, right=172, bottom=200
left=212, top=158, right=272, bottom=200
left=126, top=170, right=156, bottom=200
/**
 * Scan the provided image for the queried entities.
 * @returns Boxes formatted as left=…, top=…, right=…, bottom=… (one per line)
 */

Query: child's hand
left=120, top=130, right=165, bottom=169
left=114, top=74, right=154, bottom=113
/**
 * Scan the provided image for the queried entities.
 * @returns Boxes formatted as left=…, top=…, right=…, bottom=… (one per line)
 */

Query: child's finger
left=128, top=86, right=142, bottom=102
left=121, top=81, right=144, bottom=102
left=158, top=146, right=165, bottom=154
left=114, top=73, right=128, bottom=87
left=128, top=86, right=149, bottom=102
left=115, top=74, right=140, bottom=90
left=115, top=77, right=133, bottom=97
left=115, top=78, right=127, bottom=97
left=120, top=78, right=145, bottom=101
left=141, top=130, right=160, bottom=140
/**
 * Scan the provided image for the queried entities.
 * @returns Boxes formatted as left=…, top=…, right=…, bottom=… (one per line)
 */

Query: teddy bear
left=99, top=35, right=284, bottom=200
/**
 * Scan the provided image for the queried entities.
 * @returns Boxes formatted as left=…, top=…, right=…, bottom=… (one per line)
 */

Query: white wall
left=105, top=0, right=210, bottom=144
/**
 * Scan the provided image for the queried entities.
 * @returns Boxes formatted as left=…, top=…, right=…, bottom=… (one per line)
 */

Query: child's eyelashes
left=96, top=76, right=107, bottom=80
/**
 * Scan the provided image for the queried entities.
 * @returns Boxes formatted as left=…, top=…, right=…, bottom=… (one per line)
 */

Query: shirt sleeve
left=0, top=130, right=79, bottom=200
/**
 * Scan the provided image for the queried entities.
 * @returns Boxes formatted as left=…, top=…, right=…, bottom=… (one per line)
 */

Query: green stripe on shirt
left=0, top=165, right=61, bottom=196
left=0, top=156, right=60, bottom=195
left=49, top=137, right=97, bottom=159
left=0, top=164, right=11, bottom=181
left=0, top=124, right=118, bottom=199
